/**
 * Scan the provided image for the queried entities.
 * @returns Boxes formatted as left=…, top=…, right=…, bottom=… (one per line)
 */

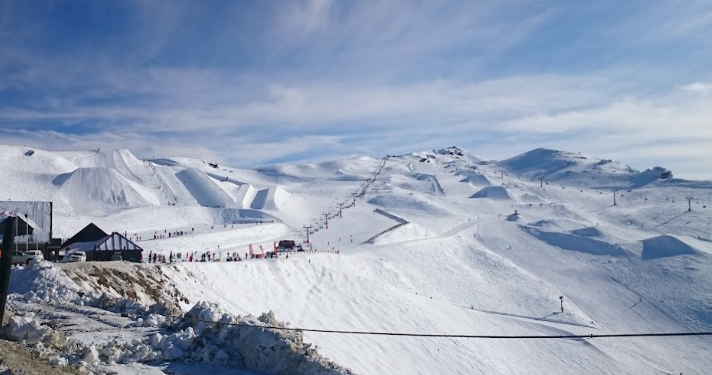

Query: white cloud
left=680, top=82, right=712, bottom=96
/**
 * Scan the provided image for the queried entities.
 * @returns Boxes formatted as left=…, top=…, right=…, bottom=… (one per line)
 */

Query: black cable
left=41, top=300, right=712, bottom=340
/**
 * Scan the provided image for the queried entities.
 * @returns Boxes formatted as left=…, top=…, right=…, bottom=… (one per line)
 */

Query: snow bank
left=7, top=261, right=354, bottom=374
left=642, top=235, right=698, bottom=260
left=60, top=302, right=355, bottom=374
left=143, top=302, right=355, bottom=374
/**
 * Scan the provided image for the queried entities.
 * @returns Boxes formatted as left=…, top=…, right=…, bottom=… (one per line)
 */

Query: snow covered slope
left=4, top=143, right=712, bottom=375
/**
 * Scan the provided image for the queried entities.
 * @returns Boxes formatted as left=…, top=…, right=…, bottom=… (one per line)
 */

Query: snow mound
left=9, top=261, right=80, bottom=303
left=642, top=235, right=698, bottom=260
left=146, top=302, right=355, bottom=374
left=175, top=168, right=236, bottom=208
left=506, top=212, right=522, bottom=221
left=7, top=312, right=56, bottom=345
left=459, top=174, right=492, bottom=186
left=52, top=167, right=159, bottom=214
left=523, top=227, right=626, bottom=256
left=470, top=186, right=513, bottom=200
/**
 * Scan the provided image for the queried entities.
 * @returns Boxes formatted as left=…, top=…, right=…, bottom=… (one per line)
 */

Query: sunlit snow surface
left=3, top=145, right=712, bottom=375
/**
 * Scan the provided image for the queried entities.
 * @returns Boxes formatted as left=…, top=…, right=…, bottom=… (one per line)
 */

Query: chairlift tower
left=612, top=189, right=619, bottom=206
left=686, top=197, right=694, bottom=212
left=323, top=213, right=329, bottom=229
left=303, top=225, right=313, bottom=244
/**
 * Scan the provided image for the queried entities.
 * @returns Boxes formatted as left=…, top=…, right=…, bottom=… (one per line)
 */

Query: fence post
left=0, top=217, right=17, bottom=324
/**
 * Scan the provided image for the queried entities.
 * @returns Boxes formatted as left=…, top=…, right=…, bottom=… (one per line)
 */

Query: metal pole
left=304, top=226, right=312, bottom=244
left=0, top=217, right=17, bottom=324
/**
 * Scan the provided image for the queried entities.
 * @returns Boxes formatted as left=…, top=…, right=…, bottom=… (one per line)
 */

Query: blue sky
left=1, top=0, right=712, bottom=179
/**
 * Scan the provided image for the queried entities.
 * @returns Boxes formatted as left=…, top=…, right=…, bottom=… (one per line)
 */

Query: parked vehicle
left=110, top=254, right=123, bottom=261
left=62, top=250, right=87, bottom=263
left=11, top=251, right=35, bottom=265
left=24, top=250, right=44, bottom=261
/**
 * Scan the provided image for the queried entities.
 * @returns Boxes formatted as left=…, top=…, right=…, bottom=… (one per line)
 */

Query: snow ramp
left=248, top=186, right=309, bottom=213
left=642, top=235, right=698, bottom=260
left=52, top=167, right=159, bottom=215
left=234, top=184, right=258, bottom=209
left=522, top=227, right=626, bottom=256
left=72, top=148, right=152, bottom=184
left=175, top=168, right=236, bottom=208
left=470, top=186, right=513, bottom=200
left=459, top=174, right=492, bottom=186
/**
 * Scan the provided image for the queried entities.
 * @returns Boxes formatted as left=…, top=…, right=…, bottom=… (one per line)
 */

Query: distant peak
left=435, top=146, right=468, bottom=156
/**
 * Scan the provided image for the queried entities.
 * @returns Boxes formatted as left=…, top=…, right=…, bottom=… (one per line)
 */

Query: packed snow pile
left=642, top=235, right=698, bottom=260
left=6, top=313, right=61, bottom=347
left=5, top=301, right=355, bottom=375
left=145, top=302, right=355, bottom=374
left=8, top=261, right=80, bottom=303
left=5, top=312, right=69, bottom=366
left=470, top=186, right=513, bottom=200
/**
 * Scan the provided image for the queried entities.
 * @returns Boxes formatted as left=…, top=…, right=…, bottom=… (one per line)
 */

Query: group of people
left=147, top=250, right=245, bottom=263
left=154, top=229, right=193, bottom=240
left=145, top=248, right=343, bottom=264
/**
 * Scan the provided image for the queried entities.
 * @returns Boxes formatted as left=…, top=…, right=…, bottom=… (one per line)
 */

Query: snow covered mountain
left=3, top=144, right=712, bottom=375
left=498, top=148, right=674, bottom=188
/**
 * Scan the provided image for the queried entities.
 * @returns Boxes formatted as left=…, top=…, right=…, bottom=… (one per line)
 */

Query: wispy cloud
left=1, top=0, right=711, bottom=179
